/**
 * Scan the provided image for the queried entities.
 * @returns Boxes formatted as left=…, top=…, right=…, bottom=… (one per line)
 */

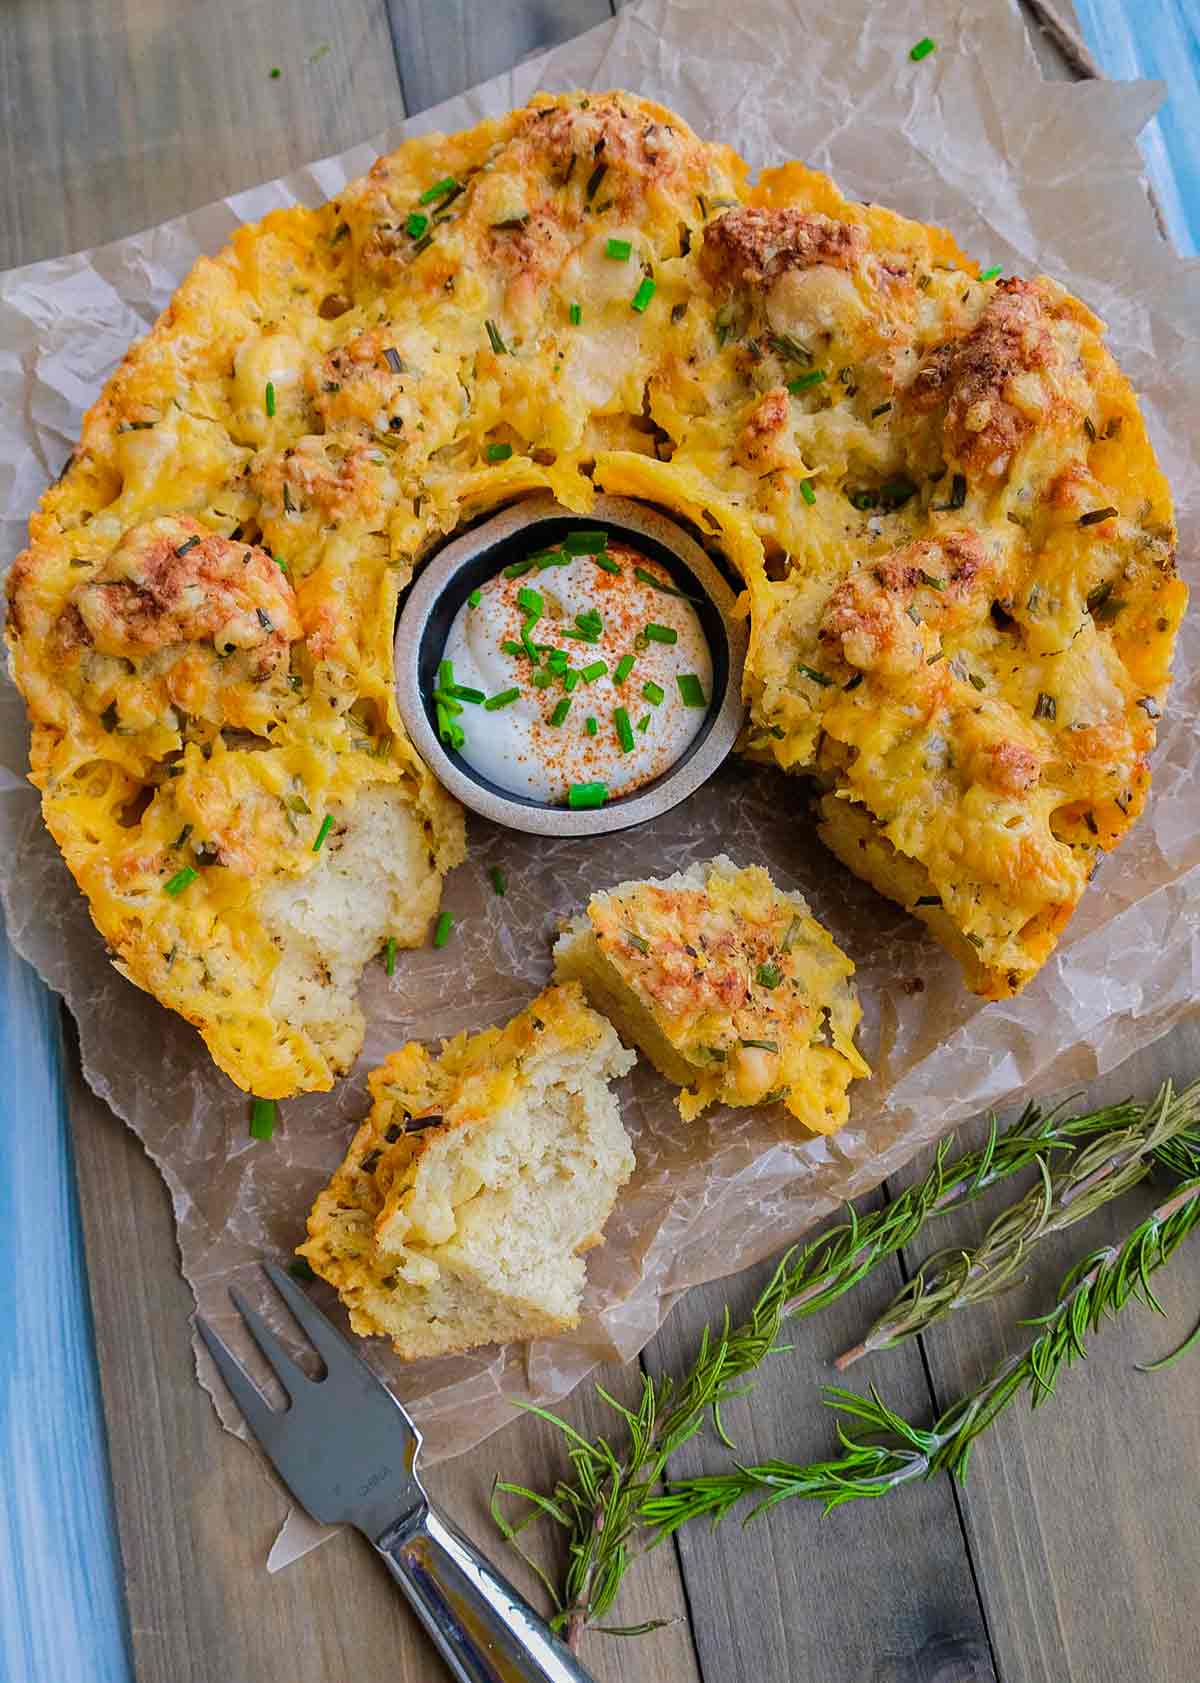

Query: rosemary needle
left=650, top=1176, right=1200, bottom=1531
left=492, top=1080, right=1200, bottom=1643
left=835, top=1078, right=1200, bottom=1370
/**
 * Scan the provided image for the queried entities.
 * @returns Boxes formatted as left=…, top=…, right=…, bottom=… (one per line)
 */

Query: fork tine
left=263, top=1261, right=363, bottom=1373
left=196, top=1316, right=281, bottom=1442
left=229, top=1286, right=317, bottom=1402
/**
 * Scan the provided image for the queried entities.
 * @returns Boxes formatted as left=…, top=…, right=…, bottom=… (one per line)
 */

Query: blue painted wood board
left=2, top=4, right=1196, bottom=1680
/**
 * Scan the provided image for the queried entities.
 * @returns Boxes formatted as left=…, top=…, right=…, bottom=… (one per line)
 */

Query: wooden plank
left=642, top=1204, right=996, bottom=1683
left=0, top=0, right=404, bottom=268
left=882, top=1021, right=1200, bottom=1683
left=383, top=0, right=613, bottom=115
left=69, top=1044, right=700, bottom=1683
left=0, top=942, right=133, bottom=1683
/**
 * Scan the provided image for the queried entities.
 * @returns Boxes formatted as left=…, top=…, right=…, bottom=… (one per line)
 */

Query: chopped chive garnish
left=635, top=714, right=650, bottom=733
left=549, top=699, right=571, bottom=726
left=569, top=301, right=582, bottom=325
left=436, top=704, right=464, bottom=747
left=595, top=552, right=621, bottom=574
left=544, top=648, right=569, bottom=674
left=581, top=660, right=608, bottom=682
left=615, top=706, right=635, bottom=752
left=521, top=629, right=541, bottom=665
left=799, top=478, right=817, bottom=506
left=269, top=67, right=281, bottom=79
left=626, top=930, right=650, bottom=953
left=563, top=529, right=608, bottom=554
left=756, top=962, right=782, bottom=989
left=1034, top=691, right=1057, bottom=721
left=265, top=381, right=276, bottom=417
left=909, top=36, right=936, bottom=61
left=871, top=401, right=893, bottom=418
left=916, top=894, right=942, bottom=907
left=563, top=670, right=579, bottom=693
left=164, top=866, right=198, bottom=897
left=979, top=264, right=1002, bottom=282
left=438, top=658, right=454, bottom=690
left=312, top=814, right=334, bottom=852
left=968, top=671, right=986, bottom=692
left=633, top=566, right=700, bottom=601
left=918, top=571, right=946, bottom=591
left=517, top=586, right=543, bottom=623
left=677, top=673, right=707, bottom=708
left=468, top=588, right=481, bottom=608
left=486, top=441, right=513, bottom=462
left=384, top=936, right=397, bottom=975
left=249, top=1098, right=277, bottom=1140
left=643, top=622, right=677, bottom=645
left=642, top=679, right=665, bottom=706
left=484, top=687, right=521, bottom=710
left=433, top=910, right=453, bottom=947
left=605, top=237, right=632, bottom=261
left=568, top=781, right=608, bottom=809
left=1079, top=506, right=1119, bottom=526
left=447, top=685, right=484, bottom=704
left=787, top=369, right=826, bottom=394
left=614, top=653, right=635, bottom=684
left=501, top=639, right=525, bottom=656
left=585, top=161, right=608, bottom=202
left=174, top=535, right=201, bottom=558
left=503, top=559, right=535, bottom=579
left=740, top=1037, right=779, bottom=1053
left=796, top=664, right=831, bottom=687
left=631, top=277, right=656, bottom=312
left=490, top=865, right=507, bottom=896
left=571, top=608, right=603, bottom=641
left=406, top=211, right=429, bottom=239
left=532, top=670, right=554, bottom=689
left=432, top=691, right=463, bottom=714
left=532, top=548, right=570, bottom=569
left=585, top=716, right=598, bottom=736
left=485, top=318, right=508, bottom=355
left=419, top=177, right=458, bottom=205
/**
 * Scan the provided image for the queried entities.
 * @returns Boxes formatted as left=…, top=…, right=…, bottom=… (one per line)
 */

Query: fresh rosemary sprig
left=493, top=1083, right=1200, bottom=1642
left=647, top=1176, right=1200, bottom=1530
left=835, top=1078, right=1200, bottom=1369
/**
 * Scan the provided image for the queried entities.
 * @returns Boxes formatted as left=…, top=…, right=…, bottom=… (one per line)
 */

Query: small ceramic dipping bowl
left=394, top=493, right=748, bottom=837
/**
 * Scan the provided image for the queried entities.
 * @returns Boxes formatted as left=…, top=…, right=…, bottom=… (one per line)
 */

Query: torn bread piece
left=554, top=855, right=868, bottom=1131
left=299, top=982, right=636, bottom=1360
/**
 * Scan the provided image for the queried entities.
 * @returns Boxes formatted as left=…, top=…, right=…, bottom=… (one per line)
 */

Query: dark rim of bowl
left=394, top=493, right=748, bottom=837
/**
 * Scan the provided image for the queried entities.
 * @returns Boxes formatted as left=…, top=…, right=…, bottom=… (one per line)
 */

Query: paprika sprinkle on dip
left=436, top=534, right=712, bottom=804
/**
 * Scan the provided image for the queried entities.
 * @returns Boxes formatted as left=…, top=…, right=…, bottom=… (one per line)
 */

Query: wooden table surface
left=4, top=4, right=1199, bottom=1682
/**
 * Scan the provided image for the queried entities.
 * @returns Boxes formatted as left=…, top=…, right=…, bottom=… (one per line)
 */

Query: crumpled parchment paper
left=2, top=0, right=1198, bottom=1566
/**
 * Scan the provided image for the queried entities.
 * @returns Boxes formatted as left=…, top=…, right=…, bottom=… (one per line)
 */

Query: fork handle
left=374, top=1503, right=598, bottom=1683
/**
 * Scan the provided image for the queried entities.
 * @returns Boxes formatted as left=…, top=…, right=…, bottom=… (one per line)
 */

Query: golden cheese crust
left=299, top=982, right=637, bottom=1358
left=556, top=856, right=868, bottom=1131
left=7, top=92, right=1185, bottom=1091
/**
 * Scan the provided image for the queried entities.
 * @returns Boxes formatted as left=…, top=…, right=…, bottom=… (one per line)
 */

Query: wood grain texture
left=0, top=0, right=404, bottom=267
left=642, top=1202, right=996, bottom=1683
left=888, top=1021, right=1200, bottom=1683
left=383, top=0, right=614, bottom=114
left=0, top=940, right=133, bottom=1683
left=69, top=1054, right=700, bottom=1683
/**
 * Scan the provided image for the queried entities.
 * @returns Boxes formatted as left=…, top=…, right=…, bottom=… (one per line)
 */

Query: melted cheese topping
left=6, top=91, right=1185, bottom=1098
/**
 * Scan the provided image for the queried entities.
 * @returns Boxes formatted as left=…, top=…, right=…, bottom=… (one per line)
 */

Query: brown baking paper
left=2, top=0, right=1199, bottom=1565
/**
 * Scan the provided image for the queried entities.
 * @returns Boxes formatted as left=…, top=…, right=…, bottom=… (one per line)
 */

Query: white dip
left=437, top=535, right=714, bottom=805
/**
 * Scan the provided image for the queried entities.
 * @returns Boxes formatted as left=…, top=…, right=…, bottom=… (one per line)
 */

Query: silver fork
left=197, top=1263, right=596, bottom=1683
